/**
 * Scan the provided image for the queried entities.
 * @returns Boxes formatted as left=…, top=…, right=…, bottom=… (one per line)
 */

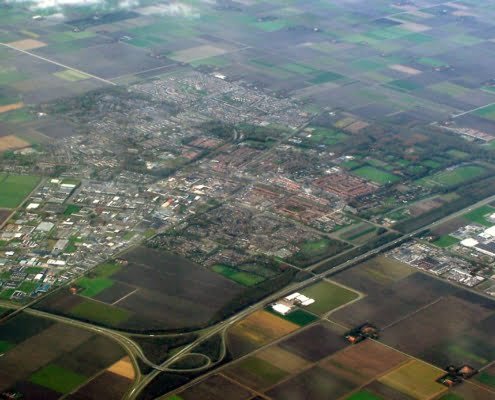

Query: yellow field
left=256, top=344, right=310, bottom=373
left=229, top=310, right=299, bottom=346
left=7, top=39, right=46, bottom=50
left=378, top=360, right=446, bottom=399
left=0, top=103, right=23, bottom=114
left=0, top=135, right=30, bottom=152
left=107, top=356, right=135, bottom=380
left=53, top=69, right=90, bottom=82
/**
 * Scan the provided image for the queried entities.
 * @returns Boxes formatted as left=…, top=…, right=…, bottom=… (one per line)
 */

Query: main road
left=2, top=192, right=494, bottom=399
left=125, top=191, right=495, bottom=399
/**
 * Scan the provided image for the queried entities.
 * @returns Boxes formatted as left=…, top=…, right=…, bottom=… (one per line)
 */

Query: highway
left=125, top=192, right=495, bottom=399
left=3, top=192, right=495, bottom=399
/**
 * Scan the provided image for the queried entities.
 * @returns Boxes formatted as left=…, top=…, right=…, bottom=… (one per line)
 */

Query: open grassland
left=0, top=174, right=39, bottom=208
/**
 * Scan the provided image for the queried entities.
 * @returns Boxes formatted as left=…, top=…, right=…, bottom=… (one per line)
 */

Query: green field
left=70, top=299, right=131, bottom=326
left=420, top=165, right=486, bottom=187
left=0, top=339, right=14, bottom=353
left=340, top=223, right=377, bottom=243
left=77, top=277, right=114, bottom=297
left=305, top=127, right=347, bottom=146
left=0, top=174, right=39, bottom=208
left=288, top=237, right=349, bottom=267
left=475, top=104, right=495, bottom=121
left=53, top=69, right=90, bottom=81
left=477, top=371, right=495, bottom=388
left=432, top=235, right=460, bottom=248
left=353, top=166, right=400, bottom=185
left=30, top=364, right=87, bottom=394
left=430, top=82, right=470, bottom=97
left=90, top=261, right=122, bottom=278
left=300, top=280, right=359, bottom=316
left=64, top=204, right=82, bottom=216
left=464, top=205, right=495, bottom=227
left=268, top=307, right=318, bottom=326
left=212, top=264, right=265, bottom=287
left=232, top=356, right=288, bottom=385
left=309, top=70, right=345, bottom=84
left=284, top=309, right=319, bottom=326
left=346, top=390, right=384, bottom=400
left=388, top=79, right=422, bottom=92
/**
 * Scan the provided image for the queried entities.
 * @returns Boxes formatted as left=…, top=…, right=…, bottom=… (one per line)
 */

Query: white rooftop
left=461, top=238, right=478, bottom=247
left=272, top=303, right=292, bottom=315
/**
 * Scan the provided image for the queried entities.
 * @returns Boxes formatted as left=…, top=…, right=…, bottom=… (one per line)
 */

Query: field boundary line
left=452, top=101, right=495, bottom=118
left=219, top=372, right=266, bottom=398
left=381, top=297, right=444, bottom=331
left=0, top=43, right=116, bottom=86
left=112, top=288, right=139, bottom=306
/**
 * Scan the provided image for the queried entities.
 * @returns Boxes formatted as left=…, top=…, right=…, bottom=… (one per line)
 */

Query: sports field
left=353, top=166, right=399, bottom=185
left=212, top=264, right=265, bottom=287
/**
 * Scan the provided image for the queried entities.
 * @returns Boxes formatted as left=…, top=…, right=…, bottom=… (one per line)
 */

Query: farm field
left=278, top=323, right=347, bottom=362
left=332, top=265, right=456, bottom=327
left=0, top=312, right=134, bottom=398
left=0, top=174, right=39, bottom=208
left=176, top=374, right=253, bottom=400
left=378, top=360, right=446, bottom=399
left=299, top=280, right=359, bottom=316
left=4, top=0, right=495, bottom=399
left=223, top=356, right=289, bottom=390
left=321, top=340, right=409, bottom=386
left=34, top=247, right=244, bottom=331
left=227, top=310, right=300, bottom=358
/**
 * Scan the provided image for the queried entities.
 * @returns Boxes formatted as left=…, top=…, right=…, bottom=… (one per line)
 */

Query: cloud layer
left=5, top=0, right=204, bottom=16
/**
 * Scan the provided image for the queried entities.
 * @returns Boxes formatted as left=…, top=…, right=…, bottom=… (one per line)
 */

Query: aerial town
left=2, top=0, right=495, bottom=399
